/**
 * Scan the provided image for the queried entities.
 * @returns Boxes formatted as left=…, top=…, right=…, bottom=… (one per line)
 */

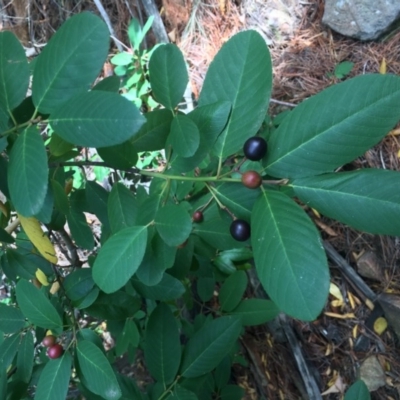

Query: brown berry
left=42, top=335, right=56, bottom=347
left=192, top=211, right=203, bottom=223
left=241, top=171, right=262, bottom=189
left=47, top=344, right=63, bottom=359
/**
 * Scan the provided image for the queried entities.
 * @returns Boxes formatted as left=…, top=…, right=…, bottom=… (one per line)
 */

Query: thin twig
left=140, top=0, right=169, bottom=43
left=270, top=98, right=297, bottom=108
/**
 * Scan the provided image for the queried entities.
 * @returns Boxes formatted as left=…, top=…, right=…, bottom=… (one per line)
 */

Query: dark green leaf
left=167, top=385, right=198, bottom=400
left=93, top=226, right=148, bottom=293
left=115, top=320, right=140, bottom=357
left=155, top=204, right=192, bottom=247
left=131, top=273, right=185, bottom=301
left=197, top=277, right=215, bottom=302
left=169, top=114, right=200, bottom=157
left=34, top=352, right=72, bottom=400
left=220, top=385, right=244, bottom=400
left=219, top=270, right=248, bottom=312
left=108, top=183, right=138, bottom=233
left=6, top=248, right=36, bottom=279
left=144, top=303, right=181, bottom=385
left=64, top=269, right=95, bottom=302
left=97, top=141, right=138, bottom=169
left=0, top=333, right=20, bottom=369
left=15, top=280, right=62, bottom=330
left=34, top=183, right=55, bottom=224
left=49, top=91, right=145, bottom=148
left=230, top=299, right=279, bottom=326
left=344, top=380, right=370, bottom=400
left=292, top=169, right=400, bottom=236
left=8, top=127, right=48, bottom=216
left=16, top=331, right=34, bottom=383
left=266, top=74, right=400, bottom=178
left=66, top=209, right=94, bottom=250
left=0, top=31, right=29, bottom=111
left=77, top=340, right=121, bottom=400
left=0, top=368, right=6, bottom=400
left=49, top=133, right=74, bottom=157
left=199, top=31, right=272, bottom=158
left=85, top=181, right=109, bottom=227
left=51, top=179, right=69, bottom=215
left=131, top=109, right=173, bottom=152
left=180, top=316, right=241, bottom=378
left=32, top=12, right=109, bottom=114
left=0, top=303, right=25, bottom=333
left=93, top=76, right=121, bottom=92
left=149, top=44, right=188, bottom=109
left=251, top=190, right=329, bottom=321
left=214, top=356, right=231, bottom=390
left=0, top=228, right=14, bottom=244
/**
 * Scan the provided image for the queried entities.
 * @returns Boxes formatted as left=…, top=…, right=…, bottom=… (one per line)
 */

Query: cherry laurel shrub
left=0, top=11, right=394, bottom=400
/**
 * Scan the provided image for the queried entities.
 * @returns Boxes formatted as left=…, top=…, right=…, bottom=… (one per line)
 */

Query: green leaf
left=15, top=280, right=62, bottom=330
left=0, top=368, right=6, bottom=400
left=149, top=44, right=188, bottom=109
left=131, top=273, right=186, bottom=301
left=7, top=248, right=36, bottom=279
left=168, top=114, right=200, bottom=157
left=8, top=127, right=48, bottom=216
left=220, top=385, right=245, bottom=400
left=344, top=380, right=370, bottom=400
left=0, top=31, right=29, bottom=111
left=49, top=133, right=74, bottom=157
left=64, top=269, right=95, bottom=302
left=97, top=141, right=138, bottom=169
left=251, top=190, right=329, bottom=321
left=93, top=76, right=121, bottom=92
left=49, top=91, right=146, bottom=148
left=180, top=316, right=241, bottom=378
left=34, top=352, right=72, bottom=400
left=197, top=277, right=215, bottom=302
left=51, top=179, right=69, bottom=215
left=144, top=303, right=181, bottom=385
left=230, top=299, right=279, bottom=326
left=131, top=109, right=174, bottom=152
left=167, top=385, right=198, bottom=400
left=77, top=340, right=121, bottom=400
left=32, top=12, right=109, bottom=114
left=155, top=204, right=192, bottom=247
left=199, top=31, right=272, bottom=158
left=0, top=303, right=25, bottom=333
left=93, top=226, right=148, bottom=293
left=0, top=227, right=14, bottom=244
left=115, top=319, right=140, bottom=357
left=266, top=74, right=400, bottom=178
left=16, top=331, right=34, bottom=383
left=108, top=183, right=138, bottom=233
left=214, top=356, right=231, bottom=390
left=219, top=270, right=248, bottom=312
left=66, top=209, right=94, bottom=250
left=0, top=333, right=20, bottom=369
left=292, top=169, right=400, bottom=236
left=86, top=181, right=109, bottom=227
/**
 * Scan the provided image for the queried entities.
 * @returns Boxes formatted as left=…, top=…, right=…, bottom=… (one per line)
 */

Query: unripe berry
left=241, top=171, right=262, bottom=189
left=42, top=335, right=56, bottom=347
left=192, top=211, right=203, bottom=222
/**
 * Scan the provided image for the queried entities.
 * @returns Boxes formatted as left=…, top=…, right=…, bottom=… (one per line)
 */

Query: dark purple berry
left=230, top=219, right=251, bottom=241
left=47, top=344, right=63, bottom=359
left=243, top=137, right=267, bottom=161
left=192, top=211, right=203, bottom=222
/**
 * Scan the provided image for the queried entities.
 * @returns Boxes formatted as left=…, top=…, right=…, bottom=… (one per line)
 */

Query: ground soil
left=2, top=0, right=400, bottom=398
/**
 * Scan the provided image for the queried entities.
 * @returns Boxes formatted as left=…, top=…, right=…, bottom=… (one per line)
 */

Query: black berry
left=241, top=171, right=262, bottom=189
left=230, top=219, right=251, bottom=241
left=243, top=137, right=267, bottom=161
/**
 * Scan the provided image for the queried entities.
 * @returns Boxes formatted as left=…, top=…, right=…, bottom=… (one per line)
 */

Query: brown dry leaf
left=379, top=58, right=387, bottom=74
left=314, top=218, right=338, bottom=236
left=321, top=374, right=346, bottom=395
left=324, top=312, right=356, bottom=319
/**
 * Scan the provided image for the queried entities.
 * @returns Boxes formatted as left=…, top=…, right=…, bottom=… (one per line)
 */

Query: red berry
left=243, top=137, right=267, bottom=161
left=192, top=211, right=203, bottom=222
left=47, top=344, right=63, bottom=359
left=42, top=335, right=56, bottom=347
left=241, top=171, right=262, bottom=189
left=230, top=220, right=251, bottom=241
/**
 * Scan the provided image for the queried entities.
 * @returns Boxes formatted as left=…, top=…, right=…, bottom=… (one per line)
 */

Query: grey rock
left=322, top=0, right=400, bottom=40
left=360, top=356, right=385, bottom=391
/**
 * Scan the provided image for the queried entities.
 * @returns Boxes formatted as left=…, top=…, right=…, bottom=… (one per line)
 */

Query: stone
left=322, top=0, right=400, bottom=41
left=359, top=356, right=385, bottom=391
left=356, top=251, right=384, bottom=281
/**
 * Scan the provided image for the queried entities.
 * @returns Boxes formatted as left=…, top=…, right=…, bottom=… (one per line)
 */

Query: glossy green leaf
left=0, top=333, right=20, bottom=369
left=34, top=352, right=72, bottom=400
left=149, top=44, right=188, bottom=109
left=77, top=340, right=121, bottom=400
left=86, top=181, right=109, bottom=227
left=169, top=114, right=200, bottom=157
left=115, top=319, right=140, bottom=357
left=230, top=299, right=279, bottom=326
left=32, top=12, right=109, bottom=114
left=66, top=209, right=94, bottom=250
left=97, top=141, right=138, bottom=169
left=344, top=380, right=370, bottom=400
left=93, top=76, right=121, bottom=92
left=180, top=316, right=241, bottom=378
left=292, top=169, right=400, bottom=236
left=7, top=248, right=37, bottom=279
left=155, top=204, right=192, bottom=247
left=251, top=190, right=329, bottom=321
left=51, top=179, right=69, bottom=215
left=131, top=273, right=186, bottom=301
left=144, top=303, right=181, bottom=385
left=0, top=303, right=25, bottom=333
left=16, top=331, right=34, bottom=383
left=108, top=183, right=138, bottom=233
left=199, top=31, right=272, bottom=158
left=266, top=74, right=400, bottom=178
left=49, top=91, right=145, bottom=148
left=219, top=270, right=248, bottom=312
left=34, top=183, right=55, bottom=224
left=64, top=269, right=95, bottom=302
left=93, top=226, right=148, bottom=293
left=131, top=109, right=173, bottom=152
left=0, top=31, right=29, bottom=111
left=49, top=133, right=74, bottom=157
left=8, top=127, right=48, bottom=216
left=15, top=280, right=62, bottom=330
